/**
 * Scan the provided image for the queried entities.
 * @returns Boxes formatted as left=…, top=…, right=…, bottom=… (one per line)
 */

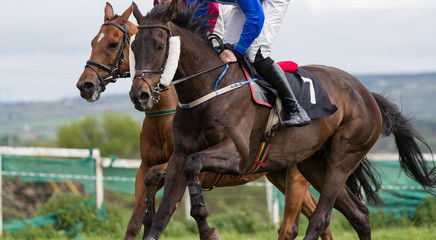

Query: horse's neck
left=177, top=29, right=220, bottom=75
left=149, top=86, right=178, bottom=111
left=174, top=29, right=244, bottom=103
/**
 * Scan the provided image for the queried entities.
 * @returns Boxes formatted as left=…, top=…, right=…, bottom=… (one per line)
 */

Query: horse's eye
left=157, top=44, right=165, bottom=53
left=109, top=41, right=119, bottom=50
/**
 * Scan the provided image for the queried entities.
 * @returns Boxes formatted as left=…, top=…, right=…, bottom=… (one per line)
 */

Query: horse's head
left=77, top=3, right=137, bottom=102
left=129, top=1, right=179, bottom=111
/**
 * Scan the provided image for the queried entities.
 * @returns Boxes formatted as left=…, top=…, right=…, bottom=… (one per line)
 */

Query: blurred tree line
left=55, top=116, right=435, bottom=156
left=56, top=112, right=141, bottom=158
left=2, top=112, right=435, bottom=157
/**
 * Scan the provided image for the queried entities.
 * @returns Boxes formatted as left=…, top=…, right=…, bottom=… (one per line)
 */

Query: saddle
left=245, top=61, right=338, bottom=121
left=240, top=60, right=338, bottom=174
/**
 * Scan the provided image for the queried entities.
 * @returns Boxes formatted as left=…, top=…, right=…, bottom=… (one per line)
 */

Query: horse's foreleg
left=184, top=138, right=244, bottom=240
left=145, top=154, right=188, bottom=240
left=142, top=163, right=167, bottom=237
left=284, top=166, right=334, bottom=240
left=267, top=166, right=308, bottom=240
left=124, top=164, right=148, bottom=240
left=266, top=169, right=294, bottom=238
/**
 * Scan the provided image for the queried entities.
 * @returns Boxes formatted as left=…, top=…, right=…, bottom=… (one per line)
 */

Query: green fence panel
left=2, top=155, right=96, bottom=195
left=3, top=212, right=58, bottom=232
left=1, top=153, right=164, bottom=233
left=273, top=161, right=433, bottom=218
left=102, top=167, right=137, bottom=194
left=367, top=161, right=431, bottom=217
left=102, top=164, right=163, bottom=197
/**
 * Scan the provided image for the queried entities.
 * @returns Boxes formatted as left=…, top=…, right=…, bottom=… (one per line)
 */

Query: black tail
left=372, top=92, right=436, bottom=192
left=346, top=156, right=383, bottom=205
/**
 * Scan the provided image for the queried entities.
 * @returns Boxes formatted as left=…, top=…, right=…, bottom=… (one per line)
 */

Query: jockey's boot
left=256, top=60, right=311, bottom=127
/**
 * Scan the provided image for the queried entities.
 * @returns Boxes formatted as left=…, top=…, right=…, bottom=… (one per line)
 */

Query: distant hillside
left=0, top=94, right=144, bottom=143
left=356, top=72, right=436, bottom=119
left=1, top=72, right=436, bottom=152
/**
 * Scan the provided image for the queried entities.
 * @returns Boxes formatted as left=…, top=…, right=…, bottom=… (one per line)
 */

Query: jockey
left=188, top=0, right=311, bottom=127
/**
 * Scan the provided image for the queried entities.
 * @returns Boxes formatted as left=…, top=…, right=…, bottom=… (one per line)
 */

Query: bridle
left=134, top=24, right=173, bottom=103
left=133, top=23, right=231, bottom=104
left=85, top=17, right=131, bottom=92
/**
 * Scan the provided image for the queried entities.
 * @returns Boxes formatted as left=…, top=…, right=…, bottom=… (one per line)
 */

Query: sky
left=0, top=0, right=435, bottom=102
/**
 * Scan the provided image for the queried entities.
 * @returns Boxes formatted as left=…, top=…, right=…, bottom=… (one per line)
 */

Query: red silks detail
left=277, top=61, right=298, bottom=73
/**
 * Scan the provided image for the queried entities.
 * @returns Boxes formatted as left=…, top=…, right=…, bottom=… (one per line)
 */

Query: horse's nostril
left=139, top=92, right=150, bottom=101
left=83, top=82, right=95, bottom=90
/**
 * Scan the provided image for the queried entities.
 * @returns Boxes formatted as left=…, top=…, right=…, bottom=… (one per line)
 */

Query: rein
left=133, top=23, right=258, bottom=108
left=135, top=23, right=231, bottom=86
left=85, top=19, right=131, bottom=91
left=170, top=62, right=230, bottom=86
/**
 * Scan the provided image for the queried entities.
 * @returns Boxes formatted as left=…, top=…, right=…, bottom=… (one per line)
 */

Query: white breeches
left=213, top=0, right=291, bottom=62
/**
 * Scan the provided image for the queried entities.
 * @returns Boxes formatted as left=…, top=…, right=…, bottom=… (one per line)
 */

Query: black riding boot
left=255, top=59, right=311, bottom=127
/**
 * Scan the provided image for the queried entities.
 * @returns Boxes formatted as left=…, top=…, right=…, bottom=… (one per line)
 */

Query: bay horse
left=75, top=3, right=352, bottom=240
left=130, top=2, right=436, bottom=240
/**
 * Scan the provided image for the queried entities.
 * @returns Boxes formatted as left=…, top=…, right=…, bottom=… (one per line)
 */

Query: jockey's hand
left=219, top=49, right=237, bottom=63
left=161, top=0, right=172, bottom=4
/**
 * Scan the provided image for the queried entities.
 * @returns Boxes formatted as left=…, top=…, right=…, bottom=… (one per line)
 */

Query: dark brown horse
left=76, top=3, right=341, bottom=240
left=130, top=2, right=436, bottom=240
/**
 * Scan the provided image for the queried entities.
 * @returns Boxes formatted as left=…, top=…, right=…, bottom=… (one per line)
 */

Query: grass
left=19, top=225, right=433, bottom=240
left=2, top=210, right=436, bottom=240
left=162, top=228, right=436, bottom=240
left=2, top=190, right=435, bottom=240
left=140, top=212, right=436, bottom=240
left=74, top=225, right=436, bottom=240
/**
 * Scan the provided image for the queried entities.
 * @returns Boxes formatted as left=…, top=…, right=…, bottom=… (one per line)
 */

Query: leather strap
left=178, top=78, right=258, bottom=109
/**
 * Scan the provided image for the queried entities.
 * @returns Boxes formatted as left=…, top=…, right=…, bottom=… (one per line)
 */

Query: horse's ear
left=165, top=0, right=177, bottom=22
left=104, top=2, right=114, bottom=22
left=120, top=4, right=133, bottom=24
left=132, top=2, right=144, bottom=24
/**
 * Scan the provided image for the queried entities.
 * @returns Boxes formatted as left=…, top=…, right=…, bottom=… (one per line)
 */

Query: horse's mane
left=146, top=1, right=211, bottom=45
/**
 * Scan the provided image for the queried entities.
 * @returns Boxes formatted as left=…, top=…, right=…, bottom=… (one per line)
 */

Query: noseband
left=85, top=18, right=131, bottom=91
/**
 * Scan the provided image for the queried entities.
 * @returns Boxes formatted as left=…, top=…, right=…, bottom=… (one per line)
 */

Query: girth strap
left=245, top=102, right=280, bottom=174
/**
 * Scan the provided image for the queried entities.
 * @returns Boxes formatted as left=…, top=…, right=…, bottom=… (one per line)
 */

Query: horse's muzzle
left=77, top=78, right=102, bottom=102
left=129, top=89, right=152, bottom=111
